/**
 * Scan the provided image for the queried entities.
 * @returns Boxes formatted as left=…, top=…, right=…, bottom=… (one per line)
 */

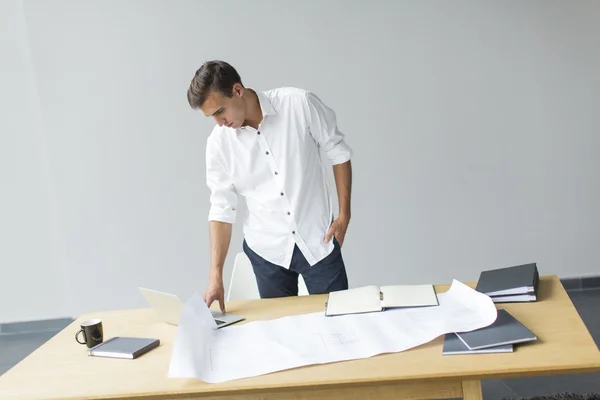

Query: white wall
left=2, top=0, right=599, bottom=323
left=0, top=0, right=68, bottom=322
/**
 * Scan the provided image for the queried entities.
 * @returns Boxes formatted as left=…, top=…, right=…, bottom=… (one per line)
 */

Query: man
left=187, top=61, right=352, bottom=312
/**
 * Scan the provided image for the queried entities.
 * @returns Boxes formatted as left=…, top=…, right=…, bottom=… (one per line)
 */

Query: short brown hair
left=187, top=61, right=243, bottom=109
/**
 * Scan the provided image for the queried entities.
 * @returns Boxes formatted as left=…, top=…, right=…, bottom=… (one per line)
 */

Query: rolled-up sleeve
left=306, top=91, right=353, bottom=165
left=206, top=137, right=237, bottom=224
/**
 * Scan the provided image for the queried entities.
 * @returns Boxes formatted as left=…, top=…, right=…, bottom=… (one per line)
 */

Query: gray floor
left=1, top=289, right=599, bottom=399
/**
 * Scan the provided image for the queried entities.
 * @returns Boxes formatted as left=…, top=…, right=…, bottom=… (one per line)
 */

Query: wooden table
left=1, top=275, right=599, bottom=400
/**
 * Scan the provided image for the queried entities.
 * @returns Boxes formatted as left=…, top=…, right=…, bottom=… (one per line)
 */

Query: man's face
left=200, top=84, right=246, bottom=129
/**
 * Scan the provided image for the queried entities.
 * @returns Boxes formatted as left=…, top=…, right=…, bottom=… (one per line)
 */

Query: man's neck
left=243, top=89, right=263, bottom=129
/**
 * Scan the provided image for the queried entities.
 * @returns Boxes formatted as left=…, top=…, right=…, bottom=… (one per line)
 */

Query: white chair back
left=226, top=252, right=260, bottom=301
left=298, top=274, right=309, bottom=296
left=226, top=252, right=311, bottom=301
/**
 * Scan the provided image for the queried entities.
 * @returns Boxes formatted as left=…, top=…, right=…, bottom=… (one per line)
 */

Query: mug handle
left=75, top=329, right=87, bottom=345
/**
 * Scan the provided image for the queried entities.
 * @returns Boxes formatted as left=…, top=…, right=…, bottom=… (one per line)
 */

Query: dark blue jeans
left=242, top=238, right=349, bottom=298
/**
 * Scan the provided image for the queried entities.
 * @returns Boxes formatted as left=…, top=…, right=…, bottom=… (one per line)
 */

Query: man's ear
left=232, top=83, right=244, bottom=98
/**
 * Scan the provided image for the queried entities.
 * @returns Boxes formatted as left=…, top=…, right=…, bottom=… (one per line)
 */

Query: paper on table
left=166, top=289, right=216, bottom=379
left=168, top=279, right=497, bottom=383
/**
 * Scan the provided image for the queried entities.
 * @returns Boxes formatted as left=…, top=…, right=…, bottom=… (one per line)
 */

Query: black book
left=475, top=263, right=539, bottom=302
left=442, top=333, right=513, bottom=355
left=88, top=337, right=160, bottom=359
left=455, top=309, right=537, bottom=350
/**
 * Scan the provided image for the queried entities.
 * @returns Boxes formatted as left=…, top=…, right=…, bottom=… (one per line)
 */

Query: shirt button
left=266, top=151, right=269, bottom=155
left=280, top=192, right=284, bottom=196
left=274, top=171, right=278, bottom=175
left=257, top=131, right=261, bottom=135
left=292, top=231, right=295, bottom=234
left=287, top=211, right=291, bottom=215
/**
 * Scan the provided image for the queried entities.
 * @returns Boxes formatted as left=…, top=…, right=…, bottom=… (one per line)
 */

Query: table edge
left=86, top=362, right=600, bottom=400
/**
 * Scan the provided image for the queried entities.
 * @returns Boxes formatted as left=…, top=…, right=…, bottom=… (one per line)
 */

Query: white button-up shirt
left=205, top=87, right=352, bottom=268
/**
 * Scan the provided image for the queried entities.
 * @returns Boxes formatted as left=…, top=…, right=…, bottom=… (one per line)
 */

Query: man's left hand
left=324, top=215, right=350, bottom=247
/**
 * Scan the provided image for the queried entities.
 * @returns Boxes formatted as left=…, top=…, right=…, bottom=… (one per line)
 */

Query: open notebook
left=325, top=284, right=439, bottom=316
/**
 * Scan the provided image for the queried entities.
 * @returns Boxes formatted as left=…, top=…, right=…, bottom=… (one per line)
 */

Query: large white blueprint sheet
left=168, top=280, right=497, bottom=383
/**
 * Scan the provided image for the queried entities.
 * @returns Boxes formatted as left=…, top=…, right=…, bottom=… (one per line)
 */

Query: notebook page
left=380, top=284, right=438, bottom=308
left=325, top=285, right=382, bottom=316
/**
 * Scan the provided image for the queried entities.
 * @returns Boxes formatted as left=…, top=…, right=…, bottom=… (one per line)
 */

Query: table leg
left=461, top=380, right=483, bottom=400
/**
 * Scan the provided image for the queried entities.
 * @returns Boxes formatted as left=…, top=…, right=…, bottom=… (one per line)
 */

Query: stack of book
left=475, top=262, right=540, bottom=303
left=443, top=309, right=537, bottom=355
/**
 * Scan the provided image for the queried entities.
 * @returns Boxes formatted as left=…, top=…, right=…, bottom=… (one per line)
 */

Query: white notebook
left=325, top=284, right=439, bottom=316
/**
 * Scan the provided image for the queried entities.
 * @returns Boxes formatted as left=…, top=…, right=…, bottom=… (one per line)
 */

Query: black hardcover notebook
left=88, top=337, right=160, bottom=359
left=442, top=333, right=513, bottom=355
left=475, top=263, right=539, bottom=301
left=454, top=309, right=537, bottom=350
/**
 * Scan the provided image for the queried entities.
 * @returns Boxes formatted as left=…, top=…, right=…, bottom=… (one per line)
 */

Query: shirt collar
left=236, top=88, right=277, bottom=133
left=254, top=89, right=277, bottom=117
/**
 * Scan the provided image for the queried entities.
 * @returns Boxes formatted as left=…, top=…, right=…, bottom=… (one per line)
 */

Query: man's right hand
left=203, top=278, right=226, bottom=313
left=205, top=220, right=232, bottom=314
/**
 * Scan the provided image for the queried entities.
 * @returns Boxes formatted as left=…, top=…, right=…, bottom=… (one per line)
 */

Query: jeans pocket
left=321, top=239, right=342, bottom=266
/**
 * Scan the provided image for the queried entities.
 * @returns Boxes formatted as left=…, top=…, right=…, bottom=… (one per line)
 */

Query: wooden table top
left=1, top=275, right=599, bottom=400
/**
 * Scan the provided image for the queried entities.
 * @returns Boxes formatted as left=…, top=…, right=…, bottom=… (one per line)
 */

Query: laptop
left=138, top=287, right=244, bottom=328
